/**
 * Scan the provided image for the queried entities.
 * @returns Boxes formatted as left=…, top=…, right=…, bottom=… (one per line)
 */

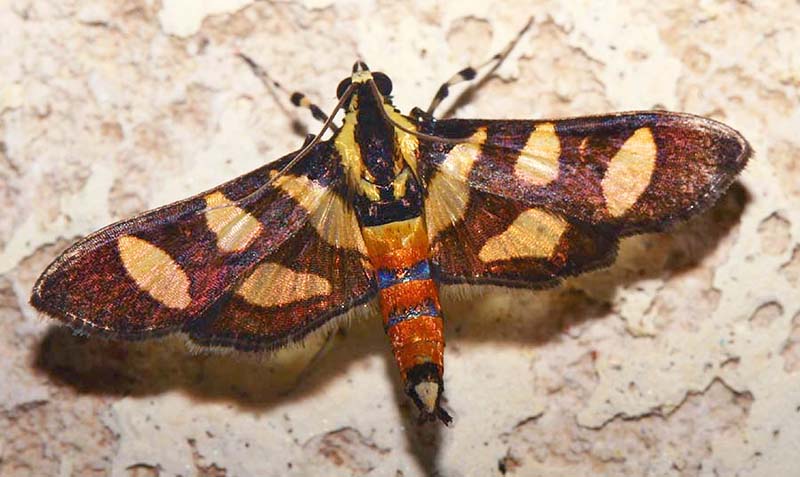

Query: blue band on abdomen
left=377, top=260, right=431, bottom=290
left=384, top=298, right=441, bottom=330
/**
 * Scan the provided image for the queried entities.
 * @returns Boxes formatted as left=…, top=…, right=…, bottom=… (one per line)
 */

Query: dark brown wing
left=187, top=183, right=377, bottom=352
left=417, top=111, right=750, bottom=288
left=31, top=141, right=377, bottom=345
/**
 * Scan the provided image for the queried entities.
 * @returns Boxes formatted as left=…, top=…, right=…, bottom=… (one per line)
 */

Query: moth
left=31, top=27, right=750, bottom=424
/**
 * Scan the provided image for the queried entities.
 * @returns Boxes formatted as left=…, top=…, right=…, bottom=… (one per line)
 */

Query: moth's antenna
left=249, top=82, right=354, bottom=201
left=366, top=80, right=471, bottom=145
left=206, top=81, right=358, bottom=213
left=238, top=53, right=338, bottom=132
left=368, top=78, right=552, bottom=170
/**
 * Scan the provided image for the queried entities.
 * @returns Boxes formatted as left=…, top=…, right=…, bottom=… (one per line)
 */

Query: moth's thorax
left=334, top=82, right=422, bottom=227
left=354, top=86, right=398, bottom=186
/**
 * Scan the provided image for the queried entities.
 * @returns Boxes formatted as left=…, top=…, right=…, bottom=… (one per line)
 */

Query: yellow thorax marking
left=334, top=92, right=420, bottom=203
left=359, top=178, right=381, bottom=201
left=351, top=70, right=373, bottom=83
left=392, top=168, right=411, bottom=200
left=335, top=103, right=372, bottom=194
left=385, top=105, right=419, bottom=176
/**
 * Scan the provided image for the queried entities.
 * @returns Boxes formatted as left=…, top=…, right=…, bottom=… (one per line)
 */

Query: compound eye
left=372, top=72, right=393, bottom=96
left=336, top=78, right=352, bottom=99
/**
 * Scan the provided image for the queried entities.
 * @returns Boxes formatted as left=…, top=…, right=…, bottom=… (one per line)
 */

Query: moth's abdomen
left=379, top=266, right=443, bottom=380
left=360, top=216, right=450, bottom=423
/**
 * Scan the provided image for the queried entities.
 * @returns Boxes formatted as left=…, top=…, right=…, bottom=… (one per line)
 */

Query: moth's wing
left=417, top=112, right=750, bottom=287
left=32, top=141, right=377, bottom=343
left=187, top=181, right=377, bottom=351
left=427, top=187, right=618, bottom=288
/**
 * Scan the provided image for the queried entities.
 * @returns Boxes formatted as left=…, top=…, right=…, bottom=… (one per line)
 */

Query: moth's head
left=336, top=61, right=393, bottom=110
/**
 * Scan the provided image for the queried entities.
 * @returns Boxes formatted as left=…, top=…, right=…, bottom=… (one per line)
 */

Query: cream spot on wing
left=424, top=128, right=487, bottom=241
left=273, top=173, right=367, bottom=253
left=204, top=192, right=263, bottom=252
left=514, top=122, right=561, bottom=186
left=236, top=262, right=332, bottom=307
left=601, top=127, right=657, bottom=217
left=117, top=235, right=191, bottom=309
left=478, top=208, right=568, bottom=262
left=272, top=171, right=328, bottom=213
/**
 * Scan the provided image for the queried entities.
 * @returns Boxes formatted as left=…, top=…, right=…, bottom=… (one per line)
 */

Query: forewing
left=31, top=141, right=376, bottom=342
left=188, top=182, right=377, bottom=351
left=418, top=112, right=749, bottom=287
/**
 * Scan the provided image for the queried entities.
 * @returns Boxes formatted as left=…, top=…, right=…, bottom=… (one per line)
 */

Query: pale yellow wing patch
left=271, top=172, right=328, bottom=212
left=514, top=122, right=561, bottom=186
left=236, top=262, right=332, bottom=307
left=424, top=128, right=487, bottom=240
left=478, top=208, right=568, bottom=262
left=204, top=192, right=263, bottom=252
left=117, top=235, right=192, bottom=309
left=601, top=127, right=658, bottom=217
left=272, top=172, right=367, bottom=254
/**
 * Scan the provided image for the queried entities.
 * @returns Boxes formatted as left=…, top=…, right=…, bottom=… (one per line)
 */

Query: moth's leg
left=424, top=17, right=534, bottom=117
left=238, top=53, right=338, bottom=131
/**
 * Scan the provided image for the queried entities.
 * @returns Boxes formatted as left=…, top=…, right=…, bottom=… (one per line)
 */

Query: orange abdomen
left=360, top=217, right=445, bottom=404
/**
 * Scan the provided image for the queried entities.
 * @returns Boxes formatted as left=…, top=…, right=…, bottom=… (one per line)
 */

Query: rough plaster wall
left=1, top=1, right=799, bottom=476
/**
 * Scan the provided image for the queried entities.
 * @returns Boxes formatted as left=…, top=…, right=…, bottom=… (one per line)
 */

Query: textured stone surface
left=2, top=1, right=799, bottom=476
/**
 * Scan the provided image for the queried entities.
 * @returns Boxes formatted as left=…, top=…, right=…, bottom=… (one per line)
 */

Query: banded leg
left=423, top=17, right=534, bottom=116
left=238, top=53, right=338, bottom=131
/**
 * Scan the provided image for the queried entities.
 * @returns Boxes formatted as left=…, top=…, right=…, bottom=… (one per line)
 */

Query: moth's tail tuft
left=406, top=362, right=452, bottom=425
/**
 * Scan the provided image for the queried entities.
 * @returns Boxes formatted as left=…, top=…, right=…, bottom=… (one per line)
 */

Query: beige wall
left=1, top=1, right=798, bottom=476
